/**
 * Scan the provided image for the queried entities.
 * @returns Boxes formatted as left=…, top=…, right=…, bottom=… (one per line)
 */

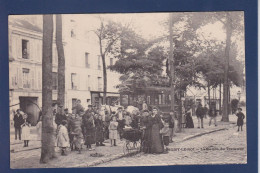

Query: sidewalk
left=10, top=113, right=243, bottom=168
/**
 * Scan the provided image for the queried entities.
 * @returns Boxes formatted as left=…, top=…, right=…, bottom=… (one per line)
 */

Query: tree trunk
left=219, top=82, right=222, bottom=115
left=222, top=13, right=232, bottom=122
left=56, top=14, right=65, bottom=106
left=169, top=13, right=175, bottom=110
left=40, top=15, right=56, bottom=164
left=101, top=54, right=107, bottom=105
left=169, top=13, right=179, bottom=132
left=208, top=81, right=211, bottom=106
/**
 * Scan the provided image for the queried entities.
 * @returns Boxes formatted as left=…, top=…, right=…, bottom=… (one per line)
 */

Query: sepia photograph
left=8, top=12, right=246, bottom=168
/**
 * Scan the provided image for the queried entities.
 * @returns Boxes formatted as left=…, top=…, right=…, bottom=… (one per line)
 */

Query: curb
left=88, top=151, right=139, bottom=167
left=180, top=128, right=228, bottom=142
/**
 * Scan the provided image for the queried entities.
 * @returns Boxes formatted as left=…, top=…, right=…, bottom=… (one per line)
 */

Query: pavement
left=10, top=110, right=246, bottom=168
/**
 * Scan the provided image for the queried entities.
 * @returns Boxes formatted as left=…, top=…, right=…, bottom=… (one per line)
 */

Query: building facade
left=9, top=15, right=121, bottom=125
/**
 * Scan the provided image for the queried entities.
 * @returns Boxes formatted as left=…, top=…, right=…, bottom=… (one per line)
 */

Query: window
left=110, top=58, right=113, bottom=66
left=71, top=73, right=77, bottom=89
left=98, top=77, right=102, bottom=91
left=22, top=39, right=29, bottom=59
left=85, top=53, right=90, bottom=68
left=22, top=68, right=30, bottom=88
left=97, top=55, right=101, bottom=70
left=52, top=72, right=58, bottom=90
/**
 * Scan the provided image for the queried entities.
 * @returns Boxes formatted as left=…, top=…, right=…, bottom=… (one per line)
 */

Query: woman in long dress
left=149, top=107, right=164, bottom=154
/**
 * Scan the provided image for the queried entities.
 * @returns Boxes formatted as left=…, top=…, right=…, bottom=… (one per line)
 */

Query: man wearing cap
left=13, top=109, right=24, bottom=140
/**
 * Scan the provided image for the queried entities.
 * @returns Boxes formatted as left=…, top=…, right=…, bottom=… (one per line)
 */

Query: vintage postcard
left=9, top=12, right=246, bottom=168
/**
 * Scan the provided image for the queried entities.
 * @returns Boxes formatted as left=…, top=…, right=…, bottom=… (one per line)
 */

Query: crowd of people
left=12, top=99, right=245, bottom=156
left=50, top=99, right=177, bottom=155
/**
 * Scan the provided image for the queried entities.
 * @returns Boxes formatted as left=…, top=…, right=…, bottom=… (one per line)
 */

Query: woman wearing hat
left=236, top=108, right=245, bottom=132
left=147, top=107, right=164, bottom=154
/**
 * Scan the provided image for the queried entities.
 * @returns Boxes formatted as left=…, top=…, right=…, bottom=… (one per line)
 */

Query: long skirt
left=142, top=129, right=152, bottom=153
left=150, top=124, right=164, bottom=153
left=95, top=128, right=104, bottom=143
left=84, top=129, right=96, bottom=145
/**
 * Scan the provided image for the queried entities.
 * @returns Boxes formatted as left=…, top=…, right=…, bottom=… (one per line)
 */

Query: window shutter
left=17, top=38, right=22, bottom=59
left=27, top=40, right=31, bottom=59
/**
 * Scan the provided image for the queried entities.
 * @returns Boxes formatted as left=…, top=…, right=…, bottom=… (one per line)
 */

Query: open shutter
left=17, top=38, right=22, bottom=59
left=27, top=40, right=31, bottom=59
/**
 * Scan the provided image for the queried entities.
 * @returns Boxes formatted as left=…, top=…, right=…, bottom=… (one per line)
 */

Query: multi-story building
left=9, top=15, right=121, bottom=125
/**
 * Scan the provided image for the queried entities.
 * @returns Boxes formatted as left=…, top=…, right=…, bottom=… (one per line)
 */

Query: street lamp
left=237, top=90, right=241, bottom=101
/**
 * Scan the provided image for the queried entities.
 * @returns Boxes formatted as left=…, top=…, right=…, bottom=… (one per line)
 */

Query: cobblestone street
left=97, top=125, right=247, bottom=167
left=10, top=113, right=247, bottom=168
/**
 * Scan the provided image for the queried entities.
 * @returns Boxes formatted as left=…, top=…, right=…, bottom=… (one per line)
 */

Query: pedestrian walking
left=109, top=116, right=118, bottom=147
left=13, top=109, right=24, bottom=140
left=185, top=107, right=194, bottom=128
left=236, top=108, right=245, bottom=132
left=21, top=114, right=31, bottom=147
left=196, top=103, right=204, bottom=128
left=209, top=105, right=217, bottom=126
left=57, top=120, right=70, bottom=156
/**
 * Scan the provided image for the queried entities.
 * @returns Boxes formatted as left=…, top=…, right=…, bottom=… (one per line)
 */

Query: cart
left=122, top=128, right=142, bottom=154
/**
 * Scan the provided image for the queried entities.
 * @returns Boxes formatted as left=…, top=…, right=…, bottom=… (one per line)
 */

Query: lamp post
left=237, top=90, right=241, bottom=101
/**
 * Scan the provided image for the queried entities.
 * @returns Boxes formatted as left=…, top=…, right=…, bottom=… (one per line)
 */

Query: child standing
left=236, top=108, right=245, bottom=132
left=57, top=120, right=70, bottom=156
left=109, top=116, right=118, bottom=147
left=21, top=114, right=31, bottom=147
left=160, top=119, right=170, bottom=151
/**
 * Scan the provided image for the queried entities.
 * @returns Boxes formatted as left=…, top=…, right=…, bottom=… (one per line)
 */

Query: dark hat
left=88, top=105, right=92, bottom=107
left=143, top=110, right=149, bottom=113
left=64, top=108, right=68, bottom=111
left=117, top=107, right=123, bottom=110
left=238, top=108, right=242, bottom=111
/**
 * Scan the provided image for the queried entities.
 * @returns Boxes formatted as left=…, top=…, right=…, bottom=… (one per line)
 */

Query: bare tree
left=94, top=19, right=127, bottom=104
left=40, top=15, right=56, bottom=164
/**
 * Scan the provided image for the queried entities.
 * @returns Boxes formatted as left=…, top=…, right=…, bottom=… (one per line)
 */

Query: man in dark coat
left=13, top=109, right=24, bottom=140
left=196, top=103, right=204, bottom=128
left=55, top=105, right=67, bottom=126
left=236, top=107, right=245, bottom=132
left=73, top=99, right=85, bottom=115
